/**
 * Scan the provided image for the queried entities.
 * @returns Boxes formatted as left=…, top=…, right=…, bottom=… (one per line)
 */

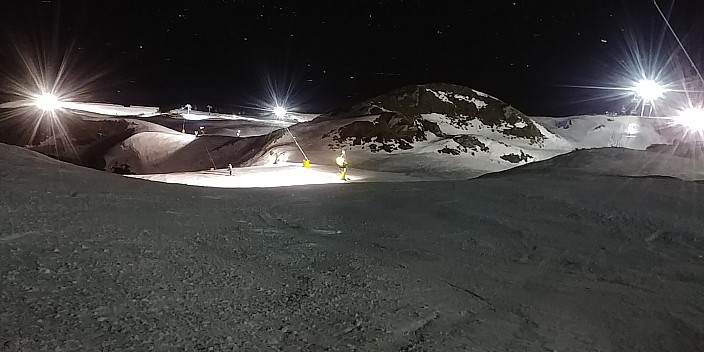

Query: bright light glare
left=34, top=92, right=60, bottom=112
left=675, top=108, right=704, bottom=131
left=269, top=151, right=290, bottom=164
left=273, top=106, right=287, bottom=118
left=127, top=163, right=362, bottom=188
left=625, top=122, right=639, bottom=135
left=633, top=79, right=665, bottom=102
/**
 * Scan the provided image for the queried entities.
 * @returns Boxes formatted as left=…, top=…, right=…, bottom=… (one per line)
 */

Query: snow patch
left=472, top=89, right=496, bottom=100
left=426, top=89, right=454, bottom=104
left=453, top=94, right=488, bottom=109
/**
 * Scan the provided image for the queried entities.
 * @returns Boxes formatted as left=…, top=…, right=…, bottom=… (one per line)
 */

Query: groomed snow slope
left=1, top=142, right=703, bottom=351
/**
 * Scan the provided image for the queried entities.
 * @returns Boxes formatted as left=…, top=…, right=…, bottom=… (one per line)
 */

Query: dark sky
left=1, top=0, right=702, bottom=116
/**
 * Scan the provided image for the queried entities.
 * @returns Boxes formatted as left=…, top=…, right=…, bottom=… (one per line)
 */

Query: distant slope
left=103, top=131, right=282, bottom=174
left=531, top=115, right=673, bottom=149
left=0, top=107, right=176, bottom=170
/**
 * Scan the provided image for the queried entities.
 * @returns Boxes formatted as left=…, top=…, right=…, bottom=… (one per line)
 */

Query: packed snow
left=427, top=89, right=454, bottom=104
left=452, top=93, right=488, bottom=109
left=128, top=163, right=424, bottom=188
left=1, top=142, right=703, bottom=351
left=61, top=102, right=161, bottom=117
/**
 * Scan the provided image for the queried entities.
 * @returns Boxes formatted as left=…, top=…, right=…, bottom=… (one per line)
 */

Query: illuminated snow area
left=676, top=108, right=704, bottom=131
left=531, top=114, right=673, bottom=149
left=127, top=163, right=423, bottom=188
left=61, top=102, right=161, bottom=116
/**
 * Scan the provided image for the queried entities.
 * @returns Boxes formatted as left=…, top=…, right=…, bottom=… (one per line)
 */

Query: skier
left=335, top=150, right=348, bottom=180
left=228, top=163, right=233, bottom=176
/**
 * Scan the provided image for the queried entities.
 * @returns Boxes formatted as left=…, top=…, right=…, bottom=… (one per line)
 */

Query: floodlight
left=273, top=106, right=287, bottom=118
left=633, top=79, right=665, bottom=102
left=675, top=108, right=704, bottom=132
left=35, top=92, right=60, bottom=112
left=625, top=122, right=639, bottom=135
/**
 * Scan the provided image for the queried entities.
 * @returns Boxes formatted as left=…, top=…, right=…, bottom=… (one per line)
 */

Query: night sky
left=1, top=1, right=702, bottom=116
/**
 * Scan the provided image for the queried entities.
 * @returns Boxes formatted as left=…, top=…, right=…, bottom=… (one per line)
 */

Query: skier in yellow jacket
left=335, top=150, right=348, bottom=180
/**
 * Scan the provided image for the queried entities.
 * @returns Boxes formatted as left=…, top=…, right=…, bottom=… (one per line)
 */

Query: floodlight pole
left=641, top=101, right=655, bottom=117
left=285, top=126, right=308, bottom=160
left=182, top=104, right=192, bottom=133
left=275, top=107, right=310, bottom=162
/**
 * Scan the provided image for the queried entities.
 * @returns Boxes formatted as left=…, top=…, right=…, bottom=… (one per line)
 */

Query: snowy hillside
left=104, top=131, right=281, bottom=174
left=532, top=114, right=674, bottom=149
left=1, top=85, right=698, bottom=178
left=92, top=83, right=569, bottom=177
left=236, top=84, right=698, bottom=181
left=0, top=103, right=307, bottom=174
left=0, top=106, right=178, bottom=170
left=244, top=84, right=570, bottom=178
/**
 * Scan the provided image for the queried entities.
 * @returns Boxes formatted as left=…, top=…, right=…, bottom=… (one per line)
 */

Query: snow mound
left=104, top=130, right=285, bottom=174
left=486, top=147, right=704, bottom=181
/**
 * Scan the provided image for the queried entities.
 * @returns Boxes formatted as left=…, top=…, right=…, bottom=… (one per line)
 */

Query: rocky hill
left=319, top=83, right=548, bottom=154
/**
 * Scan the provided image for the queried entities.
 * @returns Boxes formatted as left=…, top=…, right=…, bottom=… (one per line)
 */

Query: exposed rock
left=500, top=151, right=533, bottom=163
left=419, top=119, right=445, bottom=138
left=453, top=135, right=490, bottom=153
left=328, top=112, right=425, bottom=153
left=437, top=135, right=490, bottom=156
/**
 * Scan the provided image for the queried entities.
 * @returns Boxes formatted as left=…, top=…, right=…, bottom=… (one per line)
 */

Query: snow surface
left=116, top=111, right=702, bottom=187
left=105, top=109, right=704, bottom=187
left=2, top=100, right=699, bottom=187
left=1, top=142, right=703, bottom=351
left=531, top=114, right=673, bottom=149
left=128, top=163, right=424, bottom=188
left=424, top=89, right=489, bottom=110
left=426, top=88, right=453, bottom=104
left=452, top=93, right=488, bottom=109
left=104, top=131, right=197, bottom=173
left=472, top=89, right=495, bottom=99
left=62, top=102, right=161, bottom=117
left=506, top=147, right=704, bottom=181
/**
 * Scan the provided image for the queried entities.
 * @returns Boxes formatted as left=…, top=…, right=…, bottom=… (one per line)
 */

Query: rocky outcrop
left=321, top=83, right=545, bottom=158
